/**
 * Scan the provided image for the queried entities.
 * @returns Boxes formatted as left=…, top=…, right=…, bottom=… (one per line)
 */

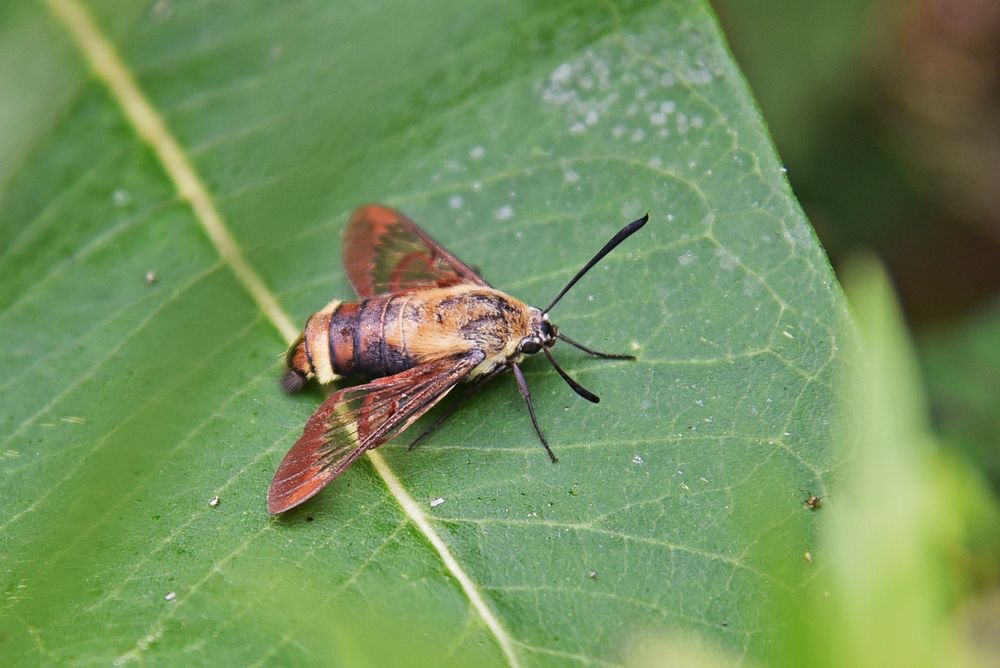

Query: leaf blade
left=0, top=1, right=857, bottom=665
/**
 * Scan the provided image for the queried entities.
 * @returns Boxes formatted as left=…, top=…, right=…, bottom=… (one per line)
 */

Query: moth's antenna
left=543, top=347, right=599, bottom=403
left=557, top=332, right=635, bottom=360
left=543, top=213, right=650, bottom=314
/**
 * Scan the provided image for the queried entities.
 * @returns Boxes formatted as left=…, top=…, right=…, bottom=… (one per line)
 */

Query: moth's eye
left=520, top=338, right=542, bottom=354
left=541, top=321, right=554, bottom=337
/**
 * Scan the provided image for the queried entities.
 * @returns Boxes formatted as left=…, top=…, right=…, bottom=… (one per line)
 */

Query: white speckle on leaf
left=612, top=124, right=626, bottom=138
left=164, top=592, right=176, bottom=602
left=784, top=220, right=813, bottom=248
left=551, top=62, right=573, bottom=84
left=621, top=201, right=642, bottom=219
left=632, top=454, right=644, bottom=465
left=449, top=195, right=463, bottom=210
left=563, top=168, right=580, bottom=183
left=570, top=122, right=586, bottom=134
left=716, top=248, right=738, bottom=271
left=647, top=157, right=662, bottom=169
left=495, top=206, right=513, bottom=220
left=649, top=112, right=667, bottom=126
left=691, top=115, right=704, bottom=129
left=469, top=146, right=485, bottom=160
left=208, top=496, right=220, bottom=507
left=639, top=399, right=652, bottom=410
left=660, top=100, right=677, bottom=114
left=151, top=0, right=171, bottom=19
left=430, top=497, right=445, bottom=507
left=113, top=189, right=129, bottom=206
left=540, top=52, right=618, bottom=135
left=782, top=330, right=795, bottom=339
left=472, top=181, right=482, bottom=192
left=695, top=398, right=704, bottom=406
left=630, top=128, right=646, bottom=142
left=678, top=250, right=696, bottom=265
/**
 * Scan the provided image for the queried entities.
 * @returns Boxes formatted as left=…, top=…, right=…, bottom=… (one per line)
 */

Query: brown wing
left=342, top=204, right=490, bottom=298
left=267, top=350, right=485, bottom=514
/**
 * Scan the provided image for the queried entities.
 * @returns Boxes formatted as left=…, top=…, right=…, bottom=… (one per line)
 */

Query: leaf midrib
left=43, top=0, right=520, bottom=665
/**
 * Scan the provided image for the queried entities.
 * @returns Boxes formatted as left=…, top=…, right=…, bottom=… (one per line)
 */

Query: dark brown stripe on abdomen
left=379, top=296, right=416, bottom=375
left=352, top=294, right=416, bottom=378
left=328, top=301, right=361, bottom=376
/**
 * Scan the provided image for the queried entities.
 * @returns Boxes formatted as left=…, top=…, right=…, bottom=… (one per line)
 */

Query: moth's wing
left=343, top=204, right=490, bottom=298
left=267, top=350, right=485, bottom=514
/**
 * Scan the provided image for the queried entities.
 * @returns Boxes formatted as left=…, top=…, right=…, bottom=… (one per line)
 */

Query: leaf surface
left=0, top=1, right=855, bottom=664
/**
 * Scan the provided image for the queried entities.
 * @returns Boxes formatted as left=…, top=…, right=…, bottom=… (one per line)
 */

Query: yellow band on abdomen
left=305, top=299, right=342, bottom=384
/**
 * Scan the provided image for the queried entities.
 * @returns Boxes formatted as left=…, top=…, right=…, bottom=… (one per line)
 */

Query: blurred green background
left=713, top=0, right=1000, bottom=489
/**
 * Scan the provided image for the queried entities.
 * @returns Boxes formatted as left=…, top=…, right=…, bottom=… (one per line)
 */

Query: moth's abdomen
left=285, top=295, right=424, bottom=388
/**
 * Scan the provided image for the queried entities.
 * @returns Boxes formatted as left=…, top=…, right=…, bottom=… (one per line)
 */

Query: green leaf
left=0, top=1, right=855, bottom=665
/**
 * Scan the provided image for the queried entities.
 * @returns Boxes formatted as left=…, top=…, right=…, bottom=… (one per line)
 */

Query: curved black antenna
left=543, top=213, right=650, bottom=314
left=543, top=346, right=599, bottom=403
left=557, top=332, right=636, bottom=360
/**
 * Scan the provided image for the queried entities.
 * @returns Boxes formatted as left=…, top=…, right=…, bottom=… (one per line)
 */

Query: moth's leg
left=557, top=332, right=636, bottom=360
left=407, top=366, right=503, bottom=451
left=512, top=363, right=558, bottom=463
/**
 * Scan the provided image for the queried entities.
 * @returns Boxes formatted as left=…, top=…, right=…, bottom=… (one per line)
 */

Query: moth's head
left=520, top=308, right=600, bottom=403
left=520, top=309, right=558, bottom=356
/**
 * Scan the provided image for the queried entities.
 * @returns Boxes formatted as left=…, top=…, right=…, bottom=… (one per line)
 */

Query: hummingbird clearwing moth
left=268, top=204, right=649, bottom=514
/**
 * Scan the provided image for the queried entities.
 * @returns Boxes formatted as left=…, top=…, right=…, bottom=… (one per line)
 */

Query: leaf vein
left=43, top=2, right=522, bottom=665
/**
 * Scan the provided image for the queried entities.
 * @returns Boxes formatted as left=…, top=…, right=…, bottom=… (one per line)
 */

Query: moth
left=268, top=204, right=649, bottom=514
